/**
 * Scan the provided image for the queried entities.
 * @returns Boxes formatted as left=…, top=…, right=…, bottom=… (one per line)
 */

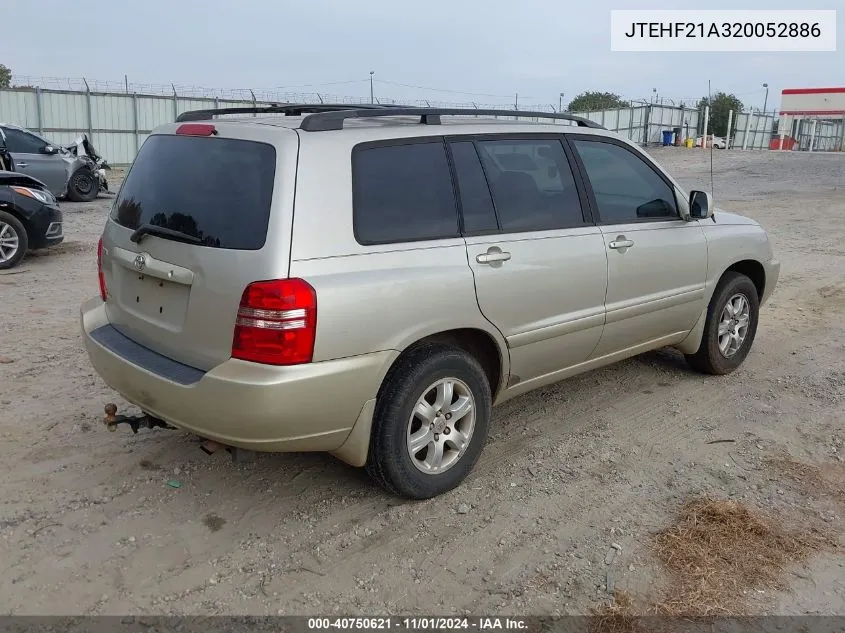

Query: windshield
left=110, top=134, right=277, bottom=250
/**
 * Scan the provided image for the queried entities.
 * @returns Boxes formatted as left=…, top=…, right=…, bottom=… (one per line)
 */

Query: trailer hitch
left=103, top=403, right=177, bottom=434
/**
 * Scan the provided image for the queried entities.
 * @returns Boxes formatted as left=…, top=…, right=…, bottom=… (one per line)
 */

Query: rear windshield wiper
left=130, top=223, right=203, bottom=245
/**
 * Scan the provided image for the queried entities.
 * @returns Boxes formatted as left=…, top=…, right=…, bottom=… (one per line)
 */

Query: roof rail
left=175, top=103, right=396, bottom=123
left=299, top=107, right=605, bottom=132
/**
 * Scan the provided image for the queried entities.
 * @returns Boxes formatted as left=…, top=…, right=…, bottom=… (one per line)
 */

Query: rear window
left=352, top=140, right=459, bottom=245
left=111, top=134, right=276, bottom=250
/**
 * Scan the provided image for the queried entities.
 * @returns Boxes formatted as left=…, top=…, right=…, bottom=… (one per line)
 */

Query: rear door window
left=352, top=140, right=459, bottom=245
left=111, top=135, right=276, bottom=250
left=448, top=141, right=499, bottom=234
left=474, top=139, right=586, bottom=232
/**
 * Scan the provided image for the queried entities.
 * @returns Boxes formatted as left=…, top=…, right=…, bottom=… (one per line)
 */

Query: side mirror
left=689, top=190, right=713, bottom=219
left=41, top=145, right=58, bottom=155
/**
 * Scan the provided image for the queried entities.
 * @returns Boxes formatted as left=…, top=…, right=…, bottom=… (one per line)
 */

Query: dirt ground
left=1, top=148, right=843, bottom=617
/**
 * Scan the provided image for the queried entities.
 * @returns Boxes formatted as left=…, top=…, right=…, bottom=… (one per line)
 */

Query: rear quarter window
left=111, top=134, right=276, bottom=250
left=352, top=140, right=459, bottom=245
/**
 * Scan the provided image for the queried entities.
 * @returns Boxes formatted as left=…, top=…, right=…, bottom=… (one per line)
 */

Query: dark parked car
left=0, top=171, right=63, bottom=269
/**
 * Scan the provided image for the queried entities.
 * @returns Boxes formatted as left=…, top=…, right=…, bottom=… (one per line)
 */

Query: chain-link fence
left=2, top=76, right=841, bottom=164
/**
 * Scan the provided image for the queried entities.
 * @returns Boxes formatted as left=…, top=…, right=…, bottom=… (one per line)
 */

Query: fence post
left=839, top=115, right=845, bottom=151
left=132, top=92, right=140, bottom=154
left=35, top=87, right=44, bottom=135
left=214, top=97, right=220, bottom=111
left=82, top=77, right=94, bottom=145
left=809, top=119, right=817, bottom=152
left=742, top=110, right=752, bottom=150
left=726, top=109, right=733, bottom=149
left=249, top=90, right=257, bottom=117
left=172, top=84, right=178, bottom=121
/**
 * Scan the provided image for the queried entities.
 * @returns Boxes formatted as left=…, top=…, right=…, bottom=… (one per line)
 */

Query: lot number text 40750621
left=307, top=617, right=529, bottom=630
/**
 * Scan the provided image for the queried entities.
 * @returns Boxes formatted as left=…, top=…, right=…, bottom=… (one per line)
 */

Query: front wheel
left=366, top=344, right=492, bottom=499
left=66, top=167, right=99, bottom=202
left=0, top=211, right=28, bottom=270
left=685, top=272, right=760, bottom=375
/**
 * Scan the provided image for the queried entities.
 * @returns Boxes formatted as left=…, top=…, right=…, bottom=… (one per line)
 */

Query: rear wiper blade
left=130, top=223, right=203, bottom=245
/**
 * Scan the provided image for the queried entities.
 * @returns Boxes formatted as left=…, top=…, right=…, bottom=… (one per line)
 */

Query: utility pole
left=762, top=82, right=769, bottom=114
left=369, top=71, right=374, bottom=104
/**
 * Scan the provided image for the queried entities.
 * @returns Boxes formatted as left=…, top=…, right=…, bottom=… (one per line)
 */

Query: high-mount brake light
left=231, top=279, right=317, bottom=365
left=175, top=123, right=217, bottom=136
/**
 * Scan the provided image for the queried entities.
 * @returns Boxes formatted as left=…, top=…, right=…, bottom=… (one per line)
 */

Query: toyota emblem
left=134, top=254, right=146, bottom=272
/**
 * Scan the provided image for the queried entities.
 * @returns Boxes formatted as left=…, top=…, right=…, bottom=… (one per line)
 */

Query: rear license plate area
left=120, top=273, right=190, bottom=327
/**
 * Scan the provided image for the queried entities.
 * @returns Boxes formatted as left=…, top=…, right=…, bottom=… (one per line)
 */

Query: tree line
left=565, top=91, right=746, bottom=137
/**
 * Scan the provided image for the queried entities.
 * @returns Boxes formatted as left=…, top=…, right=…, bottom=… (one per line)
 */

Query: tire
left=0, top=211, right=28, bottom=270
left=66, top=167, right=99, bottom=202
left=685, top=272, right=760, bottom=375
left=366, top=343, right=492, bottom=499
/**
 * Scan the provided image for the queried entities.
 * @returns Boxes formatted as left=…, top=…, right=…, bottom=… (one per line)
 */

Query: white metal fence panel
left=91, top=93, right=134, bottom=131
left=3, top=86, right=842, bottom=165
left=0, top=89, right=39, bottom=129
left=41, top=91, right=88, bottom=133
left=733, top=112, right=775, bottom=150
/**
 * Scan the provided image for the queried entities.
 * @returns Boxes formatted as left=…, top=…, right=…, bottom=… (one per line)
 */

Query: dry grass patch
left=651, top=498, right=833, bottom=616
left=766, top=457, right=845, bottom=507
left=590, top=495, right=838, bottom=632
left=590, top=590, right=644, bottom=633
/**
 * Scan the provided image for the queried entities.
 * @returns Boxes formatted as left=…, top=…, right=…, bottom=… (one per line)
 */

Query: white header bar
left=610, top=10, right=837, bottom=52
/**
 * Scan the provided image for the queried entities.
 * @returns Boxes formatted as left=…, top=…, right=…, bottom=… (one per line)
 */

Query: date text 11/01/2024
left=307, top=618, right=528, bottom=630
left=624, top=21, right=822, bottom=38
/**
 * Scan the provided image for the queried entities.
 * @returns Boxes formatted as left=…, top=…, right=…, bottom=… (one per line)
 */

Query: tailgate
left=100, top=122, right=299, bottom=371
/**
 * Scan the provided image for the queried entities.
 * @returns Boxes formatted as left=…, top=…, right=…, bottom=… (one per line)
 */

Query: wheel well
left=396, top=329, right=504, bottom=397
left=0, top=207, right=31, bottom=236
left=724, top=260, right=765, bottom=300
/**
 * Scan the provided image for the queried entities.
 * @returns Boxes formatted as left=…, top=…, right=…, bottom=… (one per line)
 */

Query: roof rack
left=175, top=103, right=397, bottom=123
left=299, top=107, right=605, bottom=132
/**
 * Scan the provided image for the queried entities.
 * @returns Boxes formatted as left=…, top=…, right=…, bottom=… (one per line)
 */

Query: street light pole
left=762, top=82, right=769, bottom=114
left=369, top=71, right=374, bottom=104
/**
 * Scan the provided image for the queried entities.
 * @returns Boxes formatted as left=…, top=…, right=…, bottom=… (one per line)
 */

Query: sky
left=3, top=0, right=842, bottom=112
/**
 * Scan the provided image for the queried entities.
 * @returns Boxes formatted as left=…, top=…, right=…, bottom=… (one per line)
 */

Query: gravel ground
left=0, top=148, right=843, bottom=616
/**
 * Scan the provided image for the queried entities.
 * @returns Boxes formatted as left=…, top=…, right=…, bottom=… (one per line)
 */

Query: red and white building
left=777, top=87, right=845, bottom=151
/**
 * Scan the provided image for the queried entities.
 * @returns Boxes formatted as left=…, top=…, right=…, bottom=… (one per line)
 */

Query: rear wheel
left=0, top=211, right=28, bottom=270
left=366, top=344, right=492, bottom=499
left=685, top=272, right=759, bottom=375
left=66, top=167, right=98, bottom=202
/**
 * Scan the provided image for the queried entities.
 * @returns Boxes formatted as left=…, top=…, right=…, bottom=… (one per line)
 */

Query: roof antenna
left=708, top=79, right=715, bottom=205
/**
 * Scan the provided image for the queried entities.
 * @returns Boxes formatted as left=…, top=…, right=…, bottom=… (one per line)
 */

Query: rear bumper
left=80, top=297, right=396, bottom=454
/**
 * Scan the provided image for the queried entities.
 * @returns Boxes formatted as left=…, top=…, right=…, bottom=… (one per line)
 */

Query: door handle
left=608, top=239, right=634, bottom=250
left=476, top=250, right=511, bottom=264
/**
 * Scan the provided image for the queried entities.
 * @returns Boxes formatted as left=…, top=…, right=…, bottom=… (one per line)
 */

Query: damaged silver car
left=0, top=123, right=109, bottom=202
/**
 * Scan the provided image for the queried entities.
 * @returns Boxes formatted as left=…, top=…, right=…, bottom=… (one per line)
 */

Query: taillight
left=231, top=279, right=317, bottom=366
left=97, top=236, right=108, bottom=301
